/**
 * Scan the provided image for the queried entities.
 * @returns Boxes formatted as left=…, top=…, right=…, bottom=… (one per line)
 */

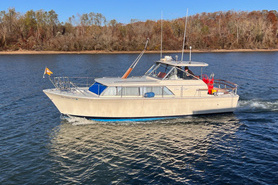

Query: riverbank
left=0, top=48, right=278, bottom=55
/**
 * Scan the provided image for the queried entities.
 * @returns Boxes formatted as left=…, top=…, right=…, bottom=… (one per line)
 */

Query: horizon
left=2, top=0, right=278, bottom=24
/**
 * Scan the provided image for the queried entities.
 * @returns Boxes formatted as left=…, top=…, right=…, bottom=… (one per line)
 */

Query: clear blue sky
left=2, top=0, right=277, bottom=23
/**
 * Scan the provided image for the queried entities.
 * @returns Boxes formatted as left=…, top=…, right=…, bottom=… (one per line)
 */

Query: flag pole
left=43, top=66, right=47, bottom=78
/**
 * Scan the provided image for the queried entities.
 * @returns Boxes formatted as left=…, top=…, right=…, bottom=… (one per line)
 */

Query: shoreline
left=0, top=48, right=278, bottom=55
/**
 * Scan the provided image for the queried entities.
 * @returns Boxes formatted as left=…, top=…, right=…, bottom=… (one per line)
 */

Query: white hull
left=44, top=89, right=239, bottom=119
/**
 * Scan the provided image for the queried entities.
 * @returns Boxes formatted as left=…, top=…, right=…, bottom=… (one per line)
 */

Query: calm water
left=0, top=52, right=277, bottom=185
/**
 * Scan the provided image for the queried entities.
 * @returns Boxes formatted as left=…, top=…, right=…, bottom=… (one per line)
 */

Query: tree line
left=0, top=8, right=277, bottom=51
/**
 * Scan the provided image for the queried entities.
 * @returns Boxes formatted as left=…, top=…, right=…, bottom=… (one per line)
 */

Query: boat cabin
left=89, top=56, right=209, bottom=98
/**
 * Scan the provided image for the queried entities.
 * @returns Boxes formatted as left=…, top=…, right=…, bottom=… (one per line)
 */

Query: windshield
left=89, top=82, right=107, bottom=95
left=145, top=63, right=199, bottom=80
left=145, top=63, right=173, bottom=79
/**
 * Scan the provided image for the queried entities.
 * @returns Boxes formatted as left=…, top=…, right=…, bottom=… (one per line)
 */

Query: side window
left=100, top=86, right=174, bottom=96
left=102, top=87, right=140, bottom=96
left=102, top=87, right=119, bottom=96
left=121, top=87, right=140, bottom=96
left=141, top=86, right=173, bottom=95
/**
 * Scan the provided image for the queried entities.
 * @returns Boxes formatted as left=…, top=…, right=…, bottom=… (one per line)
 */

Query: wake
left=237, top=99, right=278, bottom=113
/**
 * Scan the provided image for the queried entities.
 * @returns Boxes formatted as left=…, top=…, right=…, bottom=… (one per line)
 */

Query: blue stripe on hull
left=89, top=117, right=178, bottom=122
left=65, top=114, right=180, bottom=122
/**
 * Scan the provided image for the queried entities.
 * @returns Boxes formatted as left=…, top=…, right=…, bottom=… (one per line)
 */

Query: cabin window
left=101, top=86, right=173, bottom=96
left=144, top=87, right=173, bottom=95
left=122, top=87, right=140, bottom=96
left=102, top=87, right=118, bottom=96
left=102, top=87, right=140, bottom=96
left=89, top=82, right=107, bottom=95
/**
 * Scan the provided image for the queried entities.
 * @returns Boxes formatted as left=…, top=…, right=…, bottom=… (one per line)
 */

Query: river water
left=0, top=52, right=277, bottom=184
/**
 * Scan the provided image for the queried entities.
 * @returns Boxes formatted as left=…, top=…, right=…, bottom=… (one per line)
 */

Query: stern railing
left=214, top=79, right=238, bottom=94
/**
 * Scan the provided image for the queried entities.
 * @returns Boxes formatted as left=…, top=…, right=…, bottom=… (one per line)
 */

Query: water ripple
left=45, top=116, right=247, bottom=184
left=1, top=53, right=278, bottom=184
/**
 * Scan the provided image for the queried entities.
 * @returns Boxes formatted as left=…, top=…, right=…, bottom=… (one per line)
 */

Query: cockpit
left=144, top=56, right=204, bottom=80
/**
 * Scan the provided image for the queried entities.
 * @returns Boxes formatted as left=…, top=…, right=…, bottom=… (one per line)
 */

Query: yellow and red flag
left=43, top=67, right=53, bottom=78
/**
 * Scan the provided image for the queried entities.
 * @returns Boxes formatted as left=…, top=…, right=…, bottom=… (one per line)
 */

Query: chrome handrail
left=53, top=77, right=95, bottom=90
left=214, top=79, right=238, bottom=94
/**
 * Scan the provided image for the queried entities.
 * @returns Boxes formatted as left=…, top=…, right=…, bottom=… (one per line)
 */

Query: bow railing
left=52, top=77, right=95, bottom=90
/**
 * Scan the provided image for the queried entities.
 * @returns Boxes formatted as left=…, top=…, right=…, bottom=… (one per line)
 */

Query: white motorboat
left=43, top=54, right=239, bottom=121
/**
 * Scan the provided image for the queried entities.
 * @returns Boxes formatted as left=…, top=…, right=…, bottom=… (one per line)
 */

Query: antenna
left=160, top=11, right=163, bottom=59
left=189, top=46, right=192, bottom=64
left=181, top=8, right=188, bottom=62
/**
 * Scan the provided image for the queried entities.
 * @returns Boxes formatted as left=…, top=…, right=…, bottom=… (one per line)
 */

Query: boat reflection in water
left=49, top=115, right=241, bottom=184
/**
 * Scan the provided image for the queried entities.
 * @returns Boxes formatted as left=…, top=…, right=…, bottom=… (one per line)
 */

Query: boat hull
left=44, top=89, right=239, bottom=119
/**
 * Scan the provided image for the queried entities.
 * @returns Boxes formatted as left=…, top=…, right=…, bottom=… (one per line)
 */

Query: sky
left=2, top=0, right=278, bottom=23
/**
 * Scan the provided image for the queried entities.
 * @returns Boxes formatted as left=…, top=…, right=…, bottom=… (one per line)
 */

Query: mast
left=181, top=9, right=188, bottom=62
left=160, top=11, right=163, bottom=59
